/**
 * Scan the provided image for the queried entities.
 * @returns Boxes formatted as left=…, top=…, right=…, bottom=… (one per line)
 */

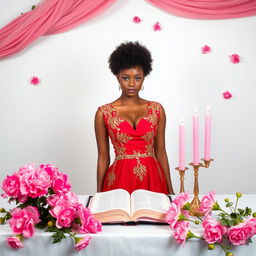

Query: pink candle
left=193, top=107, right=199, bottom=165
left=179, top=117, right=185, bottom=170
left=204, top=106, right=211, bottom=161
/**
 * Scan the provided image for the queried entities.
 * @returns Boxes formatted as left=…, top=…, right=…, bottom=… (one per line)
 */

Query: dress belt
left=115, top=152, right=155, bottom=160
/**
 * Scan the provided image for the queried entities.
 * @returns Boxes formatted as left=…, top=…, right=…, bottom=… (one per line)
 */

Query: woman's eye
left=122, top=77, right=129, bottom=81
left=135, top=77, right=141, bottom=81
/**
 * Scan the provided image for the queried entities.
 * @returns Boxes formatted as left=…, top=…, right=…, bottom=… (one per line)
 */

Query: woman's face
left=116, top=66, right=145, bottom=97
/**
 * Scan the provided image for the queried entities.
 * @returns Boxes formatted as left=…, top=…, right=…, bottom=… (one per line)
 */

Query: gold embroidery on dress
left=144, top=102, right=160, bottom=127
left=107, top=170, right=116, bottom=187
left=142, top=131, right=154, bottom=142
left=115, top=143, right=126, bottom=156
left=132, top=151, right=147, bottom=181
left=117, top=133, right=132, bottom=144
left=133, top=161, right=147, bottom=181
left=100, top=104, right=124, bottom=131
left=145, top=144, right=154, bottom=153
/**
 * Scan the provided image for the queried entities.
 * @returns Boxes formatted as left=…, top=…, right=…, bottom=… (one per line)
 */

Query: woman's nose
left=129, top=78, right=135, bottom=87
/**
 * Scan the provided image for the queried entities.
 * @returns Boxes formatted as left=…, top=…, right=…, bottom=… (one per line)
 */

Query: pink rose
left=47, top=194, right=61, bottom=207
left=49, top=200, right=76, bottom=228
left=30, top=76, right=40, bottom=85
left=201, top=45, right=211, bottom=54
left=74, top=236, right=91, bottom=251
left=165, top=203, right=182, bottom=229
left=228, top=222, right=254, bottom=245
left=19, top=167, right=51, bottom=198
left=173, top=192, right=190, bottom=208
left=78, top=206, right=102, bottom=234
left=7, top=236, right=24, bottom=249
left=9, top=206, right=40, bottom=238
left=153, top=21, right=161, bottom=31
left=1, top=174, right=20, bottom=198
left=173, top=221, right=189, bottom=246
left=245, top=217, right=256, bottom=235
left=39, top=164, right=58, bottom=178
left=223, top=90, right=232, bottom=99
left=133, top=16, right=141, bottom=23
left=202, top=215, right=227, bottom=244
left=47, top=192, right=80, bottom=209
left=199, top=191, right=216, bottom=215
left=229, top=54, right=240, bottom=64
left=18, top=163, right=36, bottom=175
left=52, top=170, right=71, bottom=195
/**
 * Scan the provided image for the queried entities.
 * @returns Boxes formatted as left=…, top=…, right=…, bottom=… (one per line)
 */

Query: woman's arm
left=154, top=105, right=175, bottom=194
left=94, top=109, right=110, bottom=192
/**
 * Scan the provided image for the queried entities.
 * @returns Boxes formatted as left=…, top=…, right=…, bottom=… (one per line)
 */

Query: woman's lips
left=127, top=89, right=137, bottom=93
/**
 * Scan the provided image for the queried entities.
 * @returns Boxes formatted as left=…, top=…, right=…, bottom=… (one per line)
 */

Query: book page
left=131, top=189, right=170, bottom=214
left=89, top=189, right=131, bottom=214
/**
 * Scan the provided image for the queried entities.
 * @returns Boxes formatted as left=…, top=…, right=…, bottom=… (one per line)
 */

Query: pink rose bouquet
left=166, top=192, right=256, bottom=256
left=1, top=163, right=102, bottom=251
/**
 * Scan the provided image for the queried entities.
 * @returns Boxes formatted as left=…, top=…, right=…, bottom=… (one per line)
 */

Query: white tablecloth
left=1, top=195, right=256, bottom=256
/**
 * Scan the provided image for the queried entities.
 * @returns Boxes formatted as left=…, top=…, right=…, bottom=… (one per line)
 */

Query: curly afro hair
left=108, top=41, right=153, bottom=76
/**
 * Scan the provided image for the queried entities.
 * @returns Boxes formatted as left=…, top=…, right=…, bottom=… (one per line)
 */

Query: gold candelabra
left=175, top=167, right=189, bottom=193
left=175, top=158, right=214, bottom=216
left=189, top=159, right=214, bottom=216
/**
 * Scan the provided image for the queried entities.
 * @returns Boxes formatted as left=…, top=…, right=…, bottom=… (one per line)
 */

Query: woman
left=95, top=41, right=174, bottom=194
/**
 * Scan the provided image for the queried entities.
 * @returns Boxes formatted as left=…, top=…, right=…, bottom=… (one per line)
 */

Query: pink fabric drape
left=0, top=0, right=116, bottom=59
left=146, top=0, right=256, bottom=19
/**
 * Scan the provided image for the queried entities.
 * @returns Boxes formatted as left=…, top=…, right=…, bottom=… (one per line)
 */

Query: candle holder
left=189, top=159, right=214, bottom=216
left=175, top=167, right=189, bottom=193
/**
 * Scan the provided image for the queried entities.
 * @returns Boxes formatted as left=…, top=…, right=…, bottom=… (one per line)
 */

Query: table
left=1, top=195, right=256, bottom=256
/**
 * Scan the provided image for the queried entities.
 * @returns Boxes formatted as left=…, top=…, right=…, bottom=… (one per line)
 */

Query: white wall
left=1, top=0, right=256, bottom=195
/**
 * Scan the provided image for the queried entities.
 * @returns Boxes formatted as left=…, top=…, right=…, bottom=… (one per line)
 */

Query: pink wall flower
left=7, top=236, right=24, bottom=249
left=153, top=21, right=161, bottom=31
left=202, top=215, right=227, bottom=244
left=30, top=76, right=40, bottom=85
left=74, top=236, right=91, bottom=251
left=199, top=191, right=216, bottom=215
left=229, top=54, right=240, bottom=64
left=78, top=206, right=102, bottom=234
left=173, top=221, right=189, bottom=246
left=1, top=174, right=20, bottom=198
left=173, top=192, right=190, bottom=208
left=201, top=45, right=211, bottom=54
left=228, top=222, right=254, bottom=245
left=165, top=203, right=181, bottom=229
left=223, top=90, right=232, bottom=99
left=9, top=206, right=40, bottom=238
left=133, top=16, right=141, bottom=23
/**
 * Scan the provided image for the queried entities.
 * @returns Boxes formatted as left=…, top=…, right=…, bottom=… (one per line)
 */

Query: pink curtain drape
left=146, top=0, right=256, bottom=19
left=0, top=0, right=116, bottom=59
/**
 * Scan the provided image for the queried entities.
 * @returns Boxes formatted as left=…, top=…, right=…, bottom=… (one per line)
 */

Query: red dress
left=98, top=101, right=168, bottom=194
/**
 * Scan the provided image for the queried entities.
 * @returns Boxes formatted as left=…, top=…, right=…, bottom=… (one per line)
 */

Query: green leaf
left=245, top=207, right=252, bottom=216
left=225, top=202, right=233, bottom=208
left=230, top=213, right=237, bottom=219
left=238, top=209, right=244, bottom=215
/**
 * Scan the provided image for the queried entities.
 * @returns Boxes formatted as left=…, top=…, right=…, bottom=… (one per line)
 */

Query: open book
left=89, top=189, right=171, bottom=224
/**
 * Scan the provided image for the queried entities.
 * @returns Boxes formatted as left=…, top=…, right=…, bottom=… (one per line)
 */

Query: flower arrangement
left=0, top=163, right=102, bottom=251
left=166, top=191, right=256, bottom=256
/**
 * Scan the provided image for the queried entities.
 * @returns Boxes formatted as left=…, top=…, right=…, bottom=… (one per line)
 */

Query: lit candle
left=204, top=105, right=211, bottom=161
left=179, top=116, right=185, bottom=170
left=193, top=106, right=199, bottom=165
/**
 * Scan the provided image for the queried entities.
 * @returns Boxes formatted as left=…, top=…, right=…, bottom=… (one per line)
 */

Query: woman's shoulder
left=97, top=102, right=115, bottom=115
left=148, top=100, right=164, bottom=109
